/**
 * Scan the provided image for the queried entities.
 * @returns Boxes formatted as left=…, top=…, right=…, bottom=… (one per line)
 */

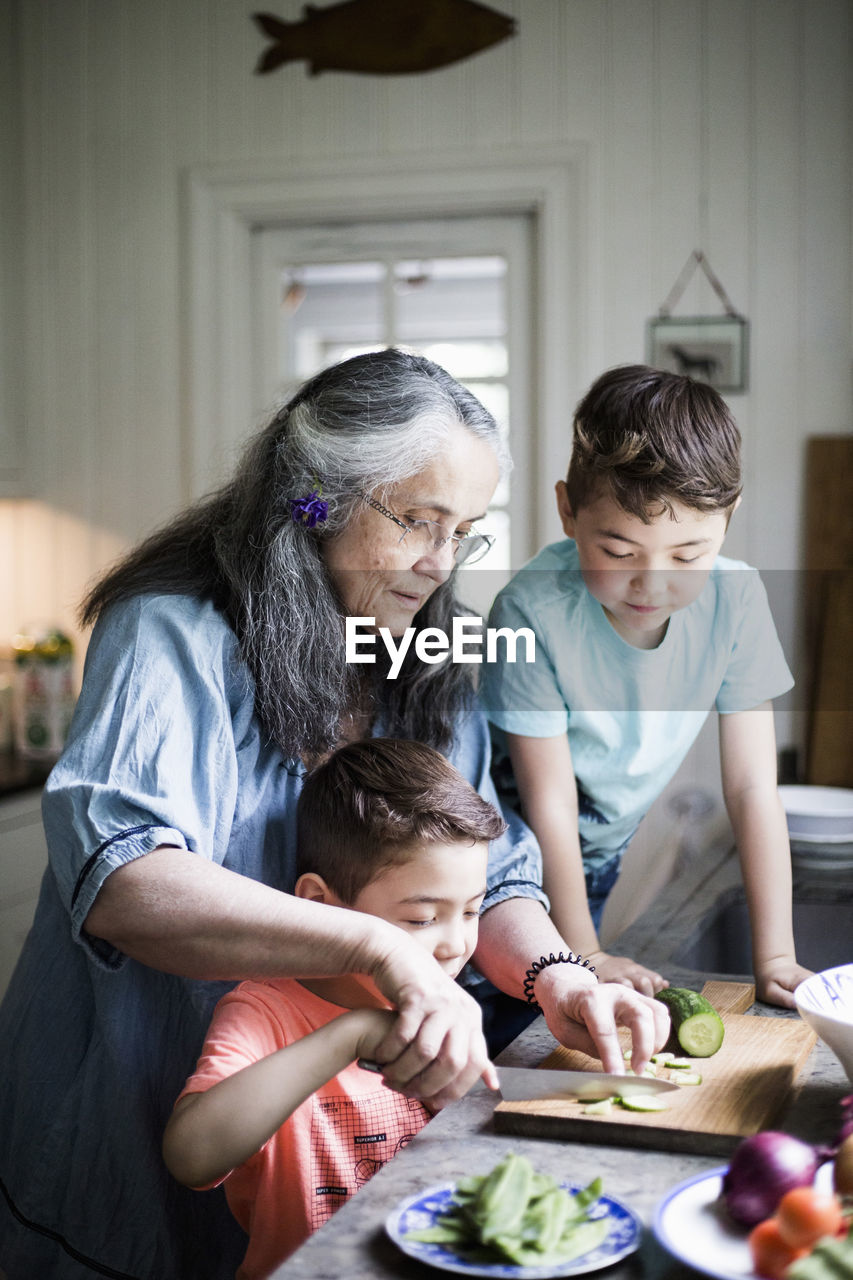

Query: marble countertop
left=270, top=845, right=850, bottom=1278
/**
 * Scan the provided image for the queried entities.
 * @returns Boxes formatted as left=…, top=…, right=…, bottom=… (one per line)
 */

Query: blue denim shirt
left=0, top=593, right=544, bottom=1280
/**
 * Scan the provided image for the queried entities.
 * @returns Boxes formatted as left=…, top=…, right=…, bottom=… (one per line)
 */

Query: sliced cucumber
left=650, top=1051, right=675, bottom=1065
left=582, top=1097, right=615, bottom=1115
left=655, top=987, right=725, bottom=1058
left=617, top=1094, right=669, bottom=1112
left=666, top=1058, right=697, bottom=1070
left=673, top=1071, right=703, bottom=1085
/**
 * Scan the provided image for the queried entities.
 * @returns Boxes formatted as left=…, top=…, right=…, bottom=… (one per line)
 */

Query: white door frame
left=183, top=144, right=588, bottom=550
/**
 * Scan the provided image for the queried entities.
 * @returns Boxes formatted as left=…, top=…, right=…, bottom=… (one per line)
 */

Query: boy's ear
left=725, top=494, right=743, bottom=528
left=555, top=480, right=576, bottom=537
left=294, top=872, right=341, bottom=905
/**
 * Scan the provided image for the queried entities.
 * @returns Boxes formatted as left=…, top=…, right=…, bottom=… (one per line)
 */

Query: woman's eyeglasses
left=361, top=495, right=494, bottom=566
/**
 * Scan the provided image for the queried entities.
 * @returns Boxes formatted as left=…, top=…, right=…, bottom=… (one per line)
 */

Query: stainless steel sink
left=674, top=887, right=852, bottom=975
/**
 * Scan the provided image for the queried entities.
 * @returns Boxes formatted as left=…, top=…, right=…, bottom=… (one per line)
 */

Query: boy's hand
left=755, top=958, right=813, bottom=1009
left=535, top=968, right=671, bottom=1075
left=586, top=950, right=669, bottom=996
left=351, top=1007, right=401, bottom=1062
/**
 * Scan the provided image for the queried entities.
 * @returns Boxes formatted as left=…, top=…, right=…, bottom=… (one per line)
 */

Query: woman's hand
left=534, top=963, right=671, bottom=1075
left=366, top=932, right=498, bottom=1110
left=474, top=898, right=670, bottom=1074
left=585, top=950, right=669, bottom=996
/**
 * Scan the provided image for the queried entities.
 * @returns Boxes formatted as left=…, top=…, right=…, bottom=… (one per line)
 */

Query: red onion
left=721, top=1131, right=820, bottom=1226
left=838, top=1095, right=853, bottom=1145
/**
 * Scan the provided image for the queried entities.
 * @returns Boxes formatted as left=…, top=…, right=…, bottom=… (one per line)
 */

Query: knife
left=496, top=1065, right=680, bottom=1102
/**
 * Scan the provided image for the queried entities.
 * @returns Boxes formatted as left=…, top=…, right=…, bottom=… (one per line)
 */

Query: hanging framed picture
left=647, top=314, right=749, bottom=393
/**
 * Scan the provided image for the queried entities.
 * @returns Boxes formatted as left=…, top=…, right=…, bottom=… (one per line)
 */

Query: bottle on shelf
left=11, top=629, right=76, bottom=762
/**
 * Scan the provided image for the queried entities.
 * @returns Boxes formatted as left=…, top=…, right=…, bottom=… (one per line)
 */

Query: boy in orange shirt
left=162, top=738, right=505, bottom=1278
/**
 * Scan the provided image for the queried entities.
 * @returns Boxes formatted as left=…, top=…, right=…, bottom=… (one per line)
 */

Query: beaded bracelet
left=523, top=951, right=597, bottom=1008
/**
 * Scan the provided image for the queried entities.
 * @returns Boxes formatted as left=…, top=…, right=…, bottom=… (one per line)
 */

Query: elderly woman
left=0, top=350, right=667, bottom=1280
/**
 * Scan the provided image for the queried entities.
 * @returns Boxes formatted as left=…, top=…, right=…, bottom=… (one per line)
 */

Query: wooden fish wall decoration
left=253, top=0, right=517, bottom=77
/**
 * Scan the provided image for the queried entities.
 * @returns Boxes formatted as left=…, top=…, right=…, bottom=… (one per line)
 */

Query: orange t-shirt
left=177, top=978, right=429, bottom=1280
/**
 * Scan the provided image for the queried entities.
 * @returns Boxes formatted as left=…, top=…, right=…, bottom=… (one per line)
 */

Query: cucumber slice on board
left=655, top=987, right=725, bottom=1058
left=582, top=1097, right=615, bottom=1115
left=617, top=1094, right=669, bottom=1113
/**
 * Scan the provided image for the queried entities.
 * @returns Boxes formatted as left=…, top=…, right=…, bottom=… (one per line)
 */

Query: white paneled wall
left=1, top=0, right=850, bottom=931
left=2, top=0, right=849, bottom=630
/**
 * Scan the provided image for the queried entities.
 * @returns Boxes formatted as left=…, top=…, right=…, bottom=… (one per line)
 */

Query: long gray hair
left=81, top=348, right=508, bottom=758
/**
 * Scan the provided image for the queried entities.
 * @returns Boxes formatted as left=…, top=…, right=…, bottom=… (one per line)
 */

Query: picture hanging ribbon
left=657, top=250, right=745, bottom=319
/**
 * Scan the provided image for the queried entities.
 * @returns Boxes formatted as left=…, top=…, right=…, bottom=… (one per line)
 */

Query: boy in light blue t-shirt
left=479, top=364, right=811, bottom=1008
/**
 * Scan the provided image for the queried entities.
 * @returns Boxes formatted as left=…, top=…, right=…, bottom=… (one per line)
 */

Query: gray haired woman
left=0, top=349, right=667, bottom=1280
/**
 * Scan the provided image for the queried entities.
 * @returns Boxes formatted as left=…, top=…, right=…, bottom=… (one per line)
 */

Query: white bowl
left=778, top=786, right=853, bottom=842
left=794, top=964, right=853, bottom=1084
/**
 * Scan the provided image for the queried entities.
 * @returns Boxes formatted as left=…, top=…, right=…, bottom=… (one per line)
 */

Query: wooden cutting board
left=494, top=983, right=818, bottom=1156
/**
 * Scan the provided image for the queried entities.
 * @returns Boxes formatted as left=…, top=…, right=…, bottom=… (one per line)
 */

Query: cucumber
left=655, top=987, right=725, bottom=1058
left=673, top=1071, right=703, bottom=1085
left=617, top=1094, right=669, bottom=1112
left=582, top=1097, right=615, bottom=1115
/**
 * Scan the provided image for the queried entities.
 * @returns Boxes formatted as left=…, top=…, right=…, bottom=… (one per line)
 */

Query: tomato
left=775, top=1186, right=844, bottom=1250
left=748, top=1218, right=807, bottom=1280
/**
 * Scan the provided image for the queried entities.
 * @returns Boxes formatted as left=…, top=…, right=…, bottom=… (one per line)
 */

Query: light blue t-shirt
left=0, top=593, right=544, bottom=1280
left=479, top=539, right=794, bottom=868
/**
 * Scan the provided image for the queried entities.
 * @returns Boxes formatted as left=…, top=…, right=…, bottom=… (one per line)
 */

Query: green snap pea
left=405, top=1153, right=611, bottom=1267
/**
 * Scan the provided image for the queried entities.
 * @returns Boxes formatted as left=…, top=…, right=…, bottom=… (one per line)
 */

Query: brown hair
left=296, top=738, right=506, bottom=902
left=566, top=364, right=742, bottom=521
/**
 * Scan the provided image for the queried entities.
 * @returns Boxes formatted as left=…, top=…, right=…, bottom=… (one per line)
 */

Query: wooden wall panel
left=800, top=0, right=852, bottom=423
left=602, top=0, right=657, bottom=364
left=747, top=1, right=802, bottom=568
left=0, top=0, right=25, bottom=496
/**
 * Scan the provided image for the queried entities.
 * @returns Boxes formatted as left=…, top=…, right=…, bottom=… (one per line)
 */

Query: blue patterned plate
left=386, top=1180, right=642, bottom=1278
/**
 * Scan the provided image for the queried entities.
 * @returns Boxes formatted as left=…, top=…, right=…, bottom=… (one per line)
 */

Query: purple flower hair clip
left=289, top=483, right=329, bottom=529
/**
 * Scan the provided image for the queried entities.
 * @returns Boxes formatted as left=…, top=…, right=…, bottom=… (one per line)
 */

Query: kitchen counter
left=270, top=939, right=848, bottom=1278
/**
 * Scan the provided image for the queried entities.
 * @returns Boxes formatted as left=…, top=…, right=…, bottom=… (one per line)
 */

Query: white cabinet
left=0, top=789, right=48, bottom=997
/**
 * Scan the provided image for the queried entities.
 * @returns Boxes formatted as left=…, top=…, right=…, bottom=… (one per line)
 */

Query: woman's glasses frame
left=360, top=494, right=494, bottom=566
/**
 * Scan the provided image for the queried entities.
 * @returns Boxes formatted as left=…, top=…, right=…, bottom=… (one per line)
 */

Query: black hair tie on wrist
left=523, top=951, right=597, bottom=1009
